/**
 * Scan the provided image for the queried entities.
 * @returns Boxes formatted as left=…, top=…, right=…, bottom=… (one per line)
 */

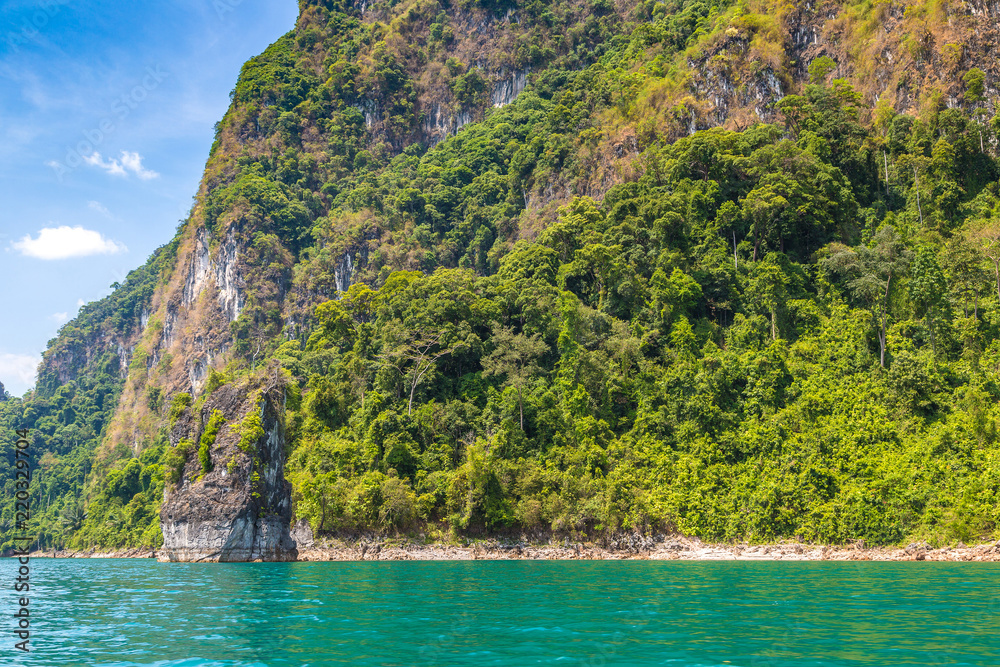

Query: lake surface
left=0, top=558, right=996, bottom=666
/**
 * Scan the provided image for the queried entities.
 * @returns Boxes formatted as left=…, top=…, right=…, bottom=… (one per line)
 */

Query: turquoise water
left=0, top=559, right=997, bottom=666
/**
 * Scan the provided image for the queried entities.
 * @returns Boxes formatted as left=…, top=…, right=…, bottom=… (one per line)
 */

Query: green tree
left=963, top=68, right=985, bottom=104
left=968, top=219, right=1000, bottom=303
left=746, top=255, right=789, bottom=341
left=909, top=246, right=948, bottom=355
left=379, top=324, right=458, bottom=416
left=808, top=56, right=837, bottom=84
left=822, top=225, right=910, bottom=367
left=942, top=237, right=988, bottom=319
left=482, top=326, right=549, bottom=430
left=963, top=68, right=989, bottom=153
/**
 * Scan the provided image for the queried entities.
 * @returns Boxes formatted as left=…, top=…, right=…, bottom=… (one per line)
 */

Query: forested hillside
left=4, top=0, right=1000, bottom=553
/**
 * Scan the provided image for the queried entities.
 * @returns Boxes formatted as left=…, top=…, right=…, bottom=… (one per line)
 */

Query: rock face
left=290, top=519, right=315, bottom=549
left=159, top=384, right=297, bottom=562
left=491, top=67, right=528, bottom=108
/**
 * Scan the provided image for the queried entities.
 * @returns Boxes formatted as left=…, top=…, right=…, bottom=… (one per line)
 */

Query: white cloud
left=83, top=150, right=159, bottom=180
left=51, top=312, right=69, bottom=324
left=83, top=151, right=126, bottom=176
left=88, top=200, right=112, bottom=217
left=77, top=298, right=86, bottom=307
left=12, top=225, right=127, bottom=260
left=0, top=353, right=40, bottom=397
left=119, top=151, right=159, bottom=180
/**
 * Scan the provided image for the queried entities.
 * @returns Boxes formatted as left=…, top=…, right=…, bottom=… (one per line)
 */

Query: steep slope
left=624, top=0, right=1000, bottom=135
left=4, top=0, right=1000, bottom=556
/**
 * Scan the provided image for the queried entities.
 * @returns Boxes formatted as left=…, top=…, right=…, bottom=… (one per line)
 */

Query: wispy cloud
left=12, top=225, right=127, bottom=260
left=0, top=353, right=40, bottom=396
left=82, top=151, right=125, bottom=176
left=82, top=150, right=159, bottom=180
left=51, top=312, right=69, bottom=324
left=88, top=200, right=112, bottom=217
left=119, top=151, right=159, bottom=179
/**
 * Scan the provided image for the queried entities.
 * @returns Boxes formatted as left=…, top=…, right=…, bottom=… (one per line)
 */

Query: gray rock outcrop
left=290, top=519, right=315, bottom=549
left=159, top=383, right=297, bottom=562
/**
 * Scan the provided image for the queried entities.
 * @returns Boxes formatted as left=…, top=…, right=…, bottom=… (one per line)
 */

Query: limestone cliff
left=159, top=382, right=297, bottom=562
left=631, top=0, right=1000, bottom=139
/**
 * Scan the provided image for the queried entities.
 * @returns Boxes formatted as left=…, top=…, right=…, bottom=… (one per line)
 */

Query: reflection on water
left=0, top=558, right=995, bottom=666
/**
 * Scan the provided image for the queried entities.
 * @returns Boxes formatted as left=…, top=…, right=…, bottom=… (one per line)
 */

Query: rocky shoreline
left=25, top=535, right=1000, bottom=562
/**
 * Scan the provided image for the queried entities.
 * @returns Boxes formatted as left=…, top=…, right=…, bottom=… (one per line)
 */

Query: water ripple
left=0, top=559, right=995, bottom=665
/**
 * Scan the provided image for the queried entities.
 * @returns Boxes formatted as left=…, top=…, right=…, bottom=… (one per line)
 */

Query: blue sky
left=0, top=0, right=300, bottom=396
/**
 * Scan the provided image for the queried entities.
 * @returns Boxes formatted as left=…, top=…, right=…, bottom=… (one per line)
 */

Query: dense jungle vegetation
left=4, top=0, right=1000, bottom=552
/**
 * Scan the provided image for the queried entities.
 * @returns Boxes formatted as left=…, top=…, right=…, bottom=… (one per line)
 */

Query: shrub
left=164, top=438, right=194, bottom=484
left=168, top=393, right=192, bottom=425
left=233, top=409, right=265, bottom=453
left=198, top=410, right=226, bottom=473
